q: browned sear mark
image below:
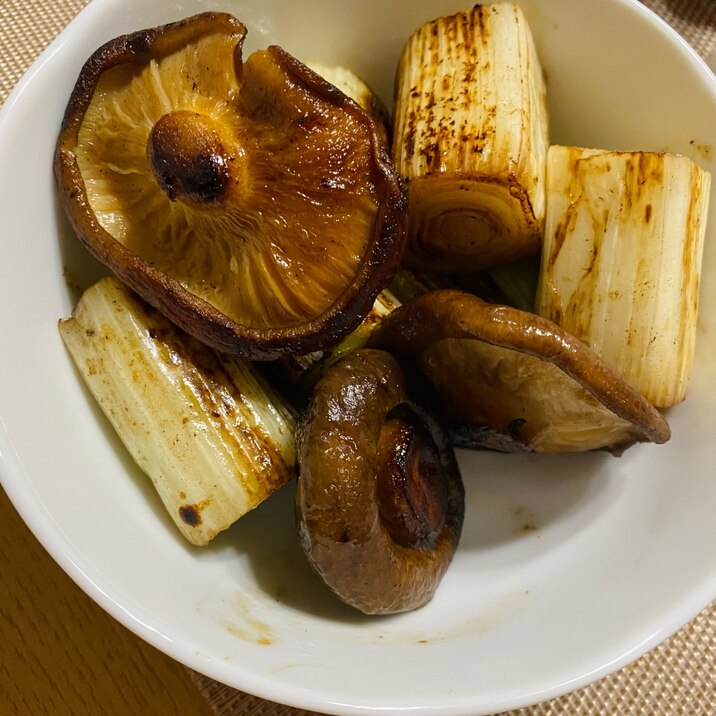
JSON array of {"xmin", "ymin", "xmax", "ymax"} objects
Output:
[{"xmin": 179, "ymin": 504, "xmax": 202, "ymax": 526}]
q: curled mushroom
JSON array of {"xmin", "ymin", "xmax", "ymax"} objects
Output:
[
  {"xmin": 55, "ymin": 13, "xmax": 406, "ymax": 359},
  {"xmin": 370, "ymin": 290, "xmax": 671, "ymax": 454},
  {"xmin": 295, "ymin": 349, "xmax": 464, "ymax": 615}
]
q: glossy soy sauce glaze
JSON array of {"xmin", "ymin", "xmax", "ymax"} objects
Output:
[{"xmin": 295, "ymin": 349, "xmax": 464, "ymax": 615}]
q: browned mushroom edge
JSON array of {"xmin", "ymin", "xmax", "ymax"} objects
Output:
[
  {"xmin": 54, "ymin": 12, "xmax": 407, "ymax": 359},
  {"xmin": 295, "ymin": 349, "xmax": 464, "ymax": 615},
  {"xmin": 369, "ymin": 289, "xmax": 671, "ymax": 454}
]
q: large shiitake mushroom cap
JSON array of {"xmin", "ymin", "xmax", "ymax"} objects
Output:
[
  {"xmin": 370, "ymin": 290, "xmax": 671, "ymax": 454},
  {"xmin": 296, "ymin": 349, "xmax": 464, "ymax": 615},
  {"xmin": 55, "ymin": 13, "xmax": 407, "ymax": 359}
]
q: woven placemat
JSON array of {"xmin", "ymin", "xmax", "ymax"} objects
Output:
[{"xmin": 2, "ymin": 0, "xmax": 714, "ymax": 714}]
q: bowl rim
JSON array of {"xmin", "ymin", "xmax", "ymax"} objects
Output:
[{"xmin": 1, "ymin": 0, "xmax": 715, "ymax": 714}]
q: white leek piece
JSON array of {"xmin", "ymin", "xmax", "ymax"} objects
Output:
[
  {"xmin": 392, "ymin": 3, "xmax": 549, "ymax": 273},
  {"xmin": 59, "ymin": 277, "xmax": 297, "ymax": 546},
  {"xmin": 536, "ymin": 146, "xmax": 711, "ymax": 408}
]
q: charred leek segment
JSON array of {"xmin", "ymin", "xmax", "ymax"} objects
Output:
[
  {"xmin": 536, "ymin": 146, "xmax": 711, "ymax": 408},
  {"xmin": 392, "ymin": 4, "xmax": 549, "ymax": 273},
  {"xmin": 59, "ymin": 278, "xmax": 297, "ymax": 546}
]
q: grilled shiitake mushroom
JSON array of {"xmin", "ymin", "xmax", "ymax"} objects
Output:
[
  {"xmin": 371, "ymin": 290, "xmax": 671, "ymax": 454},
  {"xmin": 296, "ymin": 349, "xmax": 464, "ymax": 615},
  {"xmin": 306, "ymin": 62, "xmax": 391, "ymax": 148},
  {"xmin": 55, "ymin": 13, "xmax": 406, "ymax": 359}
]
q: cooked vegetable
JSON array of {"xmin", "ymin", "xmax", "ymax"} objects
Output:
[
  {"xmin": 296, "ymin": 349, "xmax": 464, "ymax": 614},
  {"xmin": 536, "ymin": 146, "xmax": 711, "ymax": 407},
  {"xmin": 483, "ymin": 256, "xmax": 541, "ymax": 313},
  {"xmin": 306, "ymin": 62, "xmax": 390, "ymax": 146},
  {"xmin": 389, "ymin": 267, "xmax": 508, "ymax": 307},
  {"xmin": 371, "ymin": 290, "xmax": 671, "ymax": 454},
  {"xmin": 269, "ymin": 287, "xmax": 401, "ymax": 400},
  {"xmin": 392, "ymin": 3, "xmax": 548, "ymax": 273},
  {"xmin": 55, "ymin": 12, "xmax": 407, "ymax": 359},
  {"xmin": 59, "ymin": 277, "xmax": 296, "ymax": 546}
]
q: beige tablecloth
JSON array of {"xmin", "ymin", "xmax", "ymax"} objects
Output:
[{"xmin": 2, "ymin": 0, "xmax": 714, "ymax": 714}]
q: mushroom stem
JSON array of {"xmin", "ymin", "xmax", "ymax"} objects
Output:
[{"xmin": 148, "ymin": 110, "xmax": 236, "ymax": 206}]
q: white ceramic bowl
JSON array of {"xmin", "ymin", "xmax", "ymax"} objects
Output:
[{"xmin": 1, "ymin": 1, "xmax": 715, "ymax": 714}]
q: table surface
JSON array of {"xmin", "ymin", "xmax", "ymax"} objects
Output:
[{"xmin": 1, "ymin": 1, "xmax": 715, "ymax": 715}]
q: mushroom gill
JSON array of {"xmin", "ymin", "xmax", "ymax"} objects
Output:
[{"xmin": 55, "ymin": 13, "xmax": 407, "ymax": 359}]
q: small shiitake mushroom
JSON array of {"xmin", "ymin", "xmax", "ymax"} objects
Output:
[
  {"xmin": 370, "ymin": 290, "xmax": 671, "ymax": 454},
  {"xmin": 295, "ymin": 349, "xmax": 464, "ymax": 615},
  {"xmin": 55, "ymin": 13, "xmax": 406, "ymax": 359}
]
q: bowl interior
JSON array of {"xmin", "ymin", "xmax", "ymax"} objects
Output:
[{"xmin": 1, "ymin": 1, "xmax": 715, "ymax": 714}]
